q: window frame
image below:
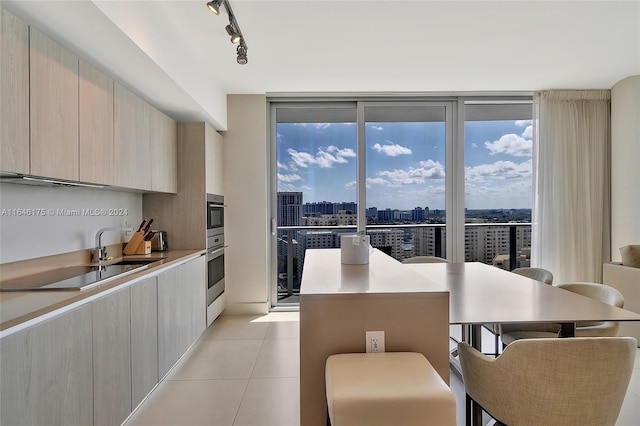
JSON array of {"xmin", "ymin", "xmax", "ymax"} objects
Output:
[{"xmin": 268, "ymin": 95, "xmax": 532, "ymax": 308}]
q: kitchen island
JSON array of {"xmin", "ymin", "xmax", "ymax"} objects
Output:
[{"xmin": 299, "ymin": 248, "xmax": 450, "ymax": 426}]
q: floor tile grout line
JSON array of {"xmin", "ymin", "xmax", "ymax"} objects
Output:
[{"xmin": 232, "ymin": 329, "xmax": 268, "ymax": 426}]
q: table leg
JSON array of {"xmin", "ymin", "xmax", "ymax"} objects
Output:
[
  {"xmin": 470, "ymin": 324, "xmax": 483, "ymax": 426},
  {"xmin": 558, "ymin": 322, "xmax": 576, "ymax": 338}
]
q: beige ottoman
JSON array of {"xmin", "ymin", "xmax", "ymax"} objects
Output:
[{"xmin": 325, "ymin": 352, "xmax": 456, "ymax": 426}]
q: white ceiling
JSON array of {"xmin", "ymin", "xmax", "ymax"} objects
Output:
[{"xmin": 4, "ymin": 0, "xmax": 640, "ymax": 130}]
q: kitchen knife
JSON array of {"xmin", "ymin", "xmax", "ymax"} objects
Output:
[
  {"xmin": 144, "ymin": 231, "xmax": 156, "ymax": 241},
  {"xmin": 143, "ymin": 219, "xmax": 154, "ymax": 233},
  {"xmin": 137, "ymin": 219, "xmax": 147, "ymax": 232}
]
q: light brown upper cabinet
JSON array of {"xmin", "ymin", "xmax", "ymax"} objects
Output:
[
  {"xmin": 205, "ymin": 125, "xmax": 224, "ymax": 195},
  {"xmin": 1, "ymin": 8, "xmax": 29, "ymax": 174},
  {"xmin": 29, "ymin": 27, "xmax": 79, "ymax": 181},
  {"xmin": 151, "ymin": 109, "xmax": 177, "ymax": 193},
  {"xmin": 114, "ymin": 83, "xmax": 152, "ymax": 190},
  {"xmin": 79, "ymin": 60, "xmax": 114, "ymax": 185}
]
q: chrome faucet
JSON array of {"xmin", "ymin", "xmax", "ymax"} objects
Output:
[{"xmin": 92, "ymin": 227, "xmax": 134, "ymax": 262}]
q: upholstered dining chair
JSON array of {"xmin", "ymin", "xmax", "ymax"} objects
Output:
[
  {"xmin": 458, "ymin": 337, "xmax": 637, "ymax": 426},
  {"xmin": 501, "ymin": 282, "xmax": 625, "ymax": 345},
  {"xmin": 484, "ymin": 267, "xmax": 554, "ymax": 355},
  {"xmin": 401, "ymin": 256, "xmax": 450, "ymax": 264}
]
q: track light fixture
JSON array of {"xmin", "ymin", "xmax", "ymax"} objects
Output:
[
  {"xmin": 225, "ymin": 24, "xmax": 242, "ymax": 44},
  {"xmin": 236, "ymin": 43, "xmax": 248, "ymax": 65},
  {"xmin": 205, "ymin": 0, "xmax": 248, "ymax": 65},
  {"xmin": 206, "ymin": 0, "xmax": 223, "ymax": 15}
]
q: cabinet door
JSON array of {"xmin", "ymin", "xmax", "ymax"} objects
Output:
[
  {"xmin": 131, "ymin": 276, "xmax": 159, "ymax": 408},
  {"xmin": 157, "ymin": 259, "xmax": 206, "ymax": 378},
  {"xmin": 151, "ymin": 108, "xmax": 177, "ymax": 193},
  {"xmin": 0, "ymin": 8, "xmax": 29, "ymax": 174},
  {"xmin": 0, "ymin": 305, "xmax": 93, "ymax": 426},
  {"xmin": 29, "ymin": 27, "xmax": 79, "ymax": 181},
  {"xmin": 79, "ymin": 60, "xmax": 114, "ymax": 185},
  {"xmin": 157, "ymin": 265, "xmax": 181, "ymax": 378},
  {"xmin": 187, "ymin": 255, "xmax": 207, "ymax": 341},
  {"xmin": 92, "ymin": 288, "xmax": 132, "ymax": 426},
  {"xmin": 205, "ymin": 124, "xmax": 224, "ymax": 195},
  {"xmin": 114, "ymin": 82, "xmax": 151, "ymax": 190}
]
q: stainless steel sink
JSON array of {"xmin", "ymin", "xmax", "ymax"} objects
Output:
[{"xmin": 111, "ymin": 259, "xmax": 158, "ymax": 266}]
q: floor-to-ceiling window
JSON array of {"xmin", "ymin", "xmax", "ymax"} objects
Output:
[
  {"xmin": 463, "ymin": 101, "xmax": 533, "ymax": 270},
  {"xmin": 269, "ymin": 96, "xmax": 531, "ymax": 307},
  {"xmin": 363, "ymin": 104, "xmax": 449, "ymax": 261},
  {"xmin": 271, "ymin": 104, "xmax": 357, "ymax": 303}
]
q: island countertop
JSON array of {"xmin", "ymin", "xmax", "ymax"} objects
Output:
[{"xmin": 300, "ymin": 248, "xmax": 447, "ymax": 295}]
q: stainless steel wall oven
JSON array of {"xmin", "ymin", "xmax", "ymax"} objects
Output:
[
  {"xmin": 206, "ymin": 194, "xmax": 225, "ymax": 314},
  {"xmin": 206, "ymin": 243, "xmax": 225, "ymax": 306}
]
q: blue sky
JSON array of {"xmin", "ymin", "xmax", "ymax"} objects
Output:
[{"xmin": 277, "ymin": 119, "xmax": 532, "ymax": 210}]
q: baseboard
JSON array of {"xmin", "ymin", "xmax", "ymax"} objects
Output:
[{"xmin": 222, "ymin": 302, "xmax": 269, "ymax": 315}]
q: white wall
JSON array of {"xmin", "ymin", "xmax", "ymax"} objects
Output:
[
  {"xmin": 610, "ymin": 75, "xmax": 640, "ymax": 261},
  {"xmin": 223, "ymin": 95, "xmax": 269, "ymax": 314},
  {"xmin": 0, "ymin": 183, "xmax": 142, "ymax": 263}
]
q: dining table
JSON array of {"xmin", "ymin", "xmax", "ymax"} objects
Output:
[{"xmin": 406, "ymin": 261, "xmax": 640, "ymax": 426}]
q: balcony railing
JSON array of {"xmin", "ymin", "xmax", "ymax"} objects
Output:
[{"xmin": 276, "ymin": 222, "xmax": 532, "ymax": 303}]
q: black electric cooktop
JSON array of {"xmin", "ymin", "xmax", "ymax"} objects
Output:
[{"xmin": 0, "ymin": 264, "xmax": 146, "ymax": 292}]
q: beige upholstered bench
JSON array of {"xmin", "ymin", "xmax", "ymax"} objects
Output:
[{"xmin": 325, "ymin": 352, "xmax": 456, "ymax": 426}]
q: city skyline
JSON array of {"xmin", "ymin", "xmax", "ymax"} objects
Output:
[{"xmin": 276, "ymin": 119, "xmax": 532, "ymax": 210}]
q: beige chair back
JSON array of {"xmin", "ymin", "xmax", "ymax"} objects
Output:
[
  {"xmin": 459, "ymin": 337, "xmax": 637, "ymax": 426},
  {"xmin": 402, "ymin": 256, "xmax": 449, "ymax": 264},
  {"xmin": 512, "ymin": 267, "xmax": 554, "ymax": 284},
  {"xmin": 558, "ymin": 282, "xmax": 624, "ymax": 331}
]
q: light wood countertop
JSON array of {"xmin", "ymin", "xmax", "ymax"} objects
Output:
[
  {"xmin": 406, "ymin": 262, "xmax": 640, "ymax": 325},
  {"xmin": 0, "ymin": 249, "xmax": 205, "ymax": 334},
  {"xmin": 300, "ymin": 248, "xmax": 447, "ymax": 295}
]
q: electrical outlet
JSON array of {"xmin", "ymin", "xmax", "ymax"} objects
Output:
[
  {"xmin": 365, "ymin": 331, "xmax": 385, "ymax": 353},
  {"xmin": 124, "ymin": 221, "xmax": 133, "ymax": 235}
]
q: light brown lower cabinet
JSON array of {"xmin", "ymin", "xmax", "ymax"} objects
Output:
[
  {"xmin": 130, "ymin": 276, "xmax": 159, "ymax": 408},
  {"xmin": 92, "ymin": 287, "xmax": 132, "ymax": 426},
  {"xmin": 0, "ymin": 304, "xmax": 94, "ymax": 426},
  {"xmin": 157, "ymin": 257, "xmax": 207, "ymax": 378},
  {"xmin": 0, "ymin": 256, "xmax": 206, "ymax": 426}
]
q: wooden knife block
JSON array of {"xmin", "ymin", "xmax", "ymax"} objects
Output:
[{"xmin": 123, "ymin": 232, "xmax": 152, "ymax": 255}]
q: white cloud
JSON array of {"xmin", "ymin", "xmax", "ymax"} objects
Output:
[
  {"xmin": 344, "ymin": 181, "xmax": 357, "ymax": 190},
  {"xmin": 314, "ymin": 123, "xmax": 331, "ymax": 130},
  {"xmin": 485, "ymin": 134, "xmax": 532, "ymax": 157},
  {"xmin": 277, "ymin": 161, "xmax": 288, "ymax": 170},
  {"xmin": 287, "ymin": 146, "xmax": 356, "ymax": 169},
  {"xmin": 277, "ymin": 173, "xmax": 302, "ymax": 183},
  {"xmin": 370, "ymin": 125, "xmax": 384, "ymax": 131},
  {"xmin": 515, "ymin": 120, "xmax": 532, "ymax": 127},
  {"xmin": 374, "ymin": 159, "xmax": 446, "ymax": 187},
  {"xmin": 471, "ymin": 142, "xmax": 479, "ymax": 148},
  {"xmin": 465, "ymin": 159, "xmax": 532, "ymax": 182},
  {"xmin": 327, "ymin": 145, "xmax": 356, "ymax": 158},
  {"xmin": 372, "ymin": 143, "xmax": 413, "ymax": 157},
  {"xmin": 279, "ymin": 183, "xmax": 311, "ymax": 193},
  {"xmin": 521, "ymin": 125, "xmax": 533, "ymax": 138}
]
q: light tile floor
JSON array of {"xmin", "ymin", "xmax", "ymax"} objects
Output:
[{"xmin": 124, "ymin": 313, "xmax": 640, "ymax": 426}]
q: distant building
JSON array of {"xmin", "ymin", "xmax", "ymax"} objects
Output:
[
  {"xmin": 302, "ymin": 210, "xmax": 357, "ymax": 226},
  {"xmin": 412, "ymin": 226, "xmax": 447, "ymax": 258},
  {"xmin": 412, "ymin": 207, "xmax": 425, "ymax": 222},
  {"xmin": 466, "ymin": 225, "xmax": 531, "ymax": 264},
  {"xmin": 278, "ymin": 192, "xmax": 303, "ymax": 226}
]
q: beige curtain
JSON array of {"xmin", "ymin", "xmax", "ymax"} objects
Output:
[{"xmin": 532, "ymin": 90, "xmax": 610, "ymax": 283}]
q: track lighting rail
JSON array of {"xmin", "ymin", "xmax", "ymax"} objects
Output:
[{"xmin": 206, "ymin": 0, "xmax": 249, "ymax": 64}]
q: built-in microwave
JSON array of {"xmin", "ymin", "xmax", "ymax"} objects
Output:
[{"xmin": 207, "ymin": 194, "xmax": 224, "ymax": 241}]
